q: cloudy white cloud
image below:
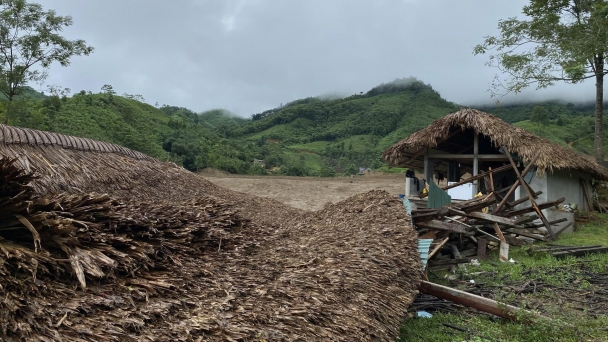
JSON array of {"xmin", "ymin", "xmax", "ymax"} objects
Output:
[{"xmin": 35, "ymin": 0, "xmax": 601, "ymax": 116}]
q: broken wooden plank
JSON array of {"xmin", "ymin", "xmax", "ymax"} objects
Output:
[
  {"xmin": 533, "ymin": 244, "xmax": 601, "ymax": 253},
  {"xmin": 503, "ymin": 147, "xmax": 557, "ymax": 241},
  {"xmin": 427, "ymin": 258, "xmax": 471, "ymax": 267},
  {"xmin": 552, "ymin": 246, "xmax": 608, "ymax": 259},
  {"xmin": 412, "ymin": 206, "xmax": 450, "ymax": 221},
  {"xmin": 474, "ymin": 228, "xmax": 501, "ymax": 242},
  {"xmin": 506, "ymin": 191, "xmax": 543, "ymax": 208},
  {"xmin": 427, "ymin": 237, "xmax": 450, "ymax": 260},
  {"xmin": 528, "ymin": 217, "xmax": 567, "ymax": 228},
  {"xmin": 457, "ymin": 194, "xmax": 497, "ymax": 213},
  {"xmin": 509, "ymin": 227, "xmax": 548, "ymax": 235},
  {"xmin": 419, "ymin": 281, "xmax": 539, "ymax": 321},
  {"xmin": 416, "ymin": 220, "xmax": 469, "ymax": 234},
  {"xmin": 505, "ymin": 198, "xmax": 565, "ymax": 217},
  {"xmin": 460, "ymin": 211, "xmax": 518, "ymax": 226},
  {"xmin": 494, "ymin": 150, "xmax": 542, "ymax": 213},
  {"xmin": 514, "ymin": 215, "xmax": 539, "ymax": 226},
  {"xmin": 505, "ymin": 228, "xmax": 549, "ymax": 242}
]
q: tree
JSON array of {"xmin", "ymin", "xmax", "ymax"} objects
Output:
[
  {"xmin": 530, "ymin": 105, "xmax": 549, "ymax": 128},
  {"xmin": 0, "ymin": 0, "xmax": 93, "ymax": 122},
  {"xmin": 473, "ymin": 0, "xmax": 608, "ymax": 162}
]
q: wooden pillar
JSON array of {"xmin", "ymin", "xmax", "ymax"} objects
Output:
[
  {"xmin": 472, "ymin": 132, "xmax": 479, "ymax": 197},
  {"xmin": 424, "ymin": 149, "xmax": 434, "ymax": 185}
]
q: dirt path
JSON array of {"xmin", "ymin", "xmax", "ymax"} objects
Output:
[{"xmin": 201, "ymin": 172, "xmax": 406, "ymax": 211}]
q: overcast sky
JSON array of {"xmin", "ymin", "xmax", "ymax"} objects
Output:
[{"xmin": 36, "ymin": 0, "xmax": 601, "ymax": 117}]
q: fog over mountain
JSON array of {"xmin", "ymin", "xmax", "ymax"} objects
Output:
[{"xmin": 37, "ymin": 0, "xmax": 602, "ymax": 116}]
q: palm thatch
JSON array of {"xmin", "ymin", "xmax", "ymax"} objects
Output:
[
  {"xmin": 0, "ymin": 125, "xmax": 422, "ymax": 341},
  {"xmin": 382, "ymin": 108, "xmax": 608, "ymax": 180}
]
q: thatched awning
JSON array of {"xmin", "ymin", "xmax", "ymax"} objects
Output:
[
  {"xmin": 0, "ymin": 124, "xmax": 153, "ymax": 160},
  {"xmin": 382, "ymin": 108, "xmax": 608, "ymax": 180}
]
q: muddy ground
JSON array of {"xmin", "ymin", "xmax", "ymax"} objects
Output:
[{"xmin": 200, "ymin": 170, "xmax": 406, "ymax": 211}]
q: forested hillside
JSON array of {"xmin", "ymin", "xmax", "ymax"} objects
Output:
[
  {"xmin": 1, "ymin": 79, "xmax": 606, "ymax": 176},
  {"xmin": 0, "ymin": 87, "xmax": 258, "ymax": 173}
]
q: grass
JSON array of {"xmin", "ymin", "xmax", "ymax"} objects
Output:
[{"xmin": 400, "ymin": 213, "xmax": 608, "ymax": 342}]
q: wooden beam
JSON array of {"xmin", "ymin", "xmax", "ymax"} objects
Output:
[
  {"xmin": 494, "ymin": 150, "xmax": 542, "ymax": 213},
  {"xmin": 505, "ymin": 197, "xmax": 565, "ymax": 217},
  {"xmin": 514, "ymin": 215, "xmax": 538, "ymax": 225},
  {"xmin": 427, "ymin": 258, "xmax": 471, "ymax": 267},
  {"xmin": 534, "ymin": 244, "xmax": 601, "ymax": 253},
  {"xmin": 529, "ymin": 217, "xmax": 567, "ymax": 228},
  {"xmin": 415, "ymin": 220, "xmax": 469, "ymax": 234},
  {"xmin": 506, "ymin": 191, "xmax": 543, "ymax": 208},
  {"xmin": 418, "ymin": 164, "xmax": 513, "ymax": 198},
  {"xmin": 505, "ymin": 228, "xmax": 549, "ymax": 241},
  {"xmin": 460, "ymin": 211, "xmax": 518, "ymax": 226},
  {"xmin": 426, "ymin": 154, "xmax": 510, "ymax": 160},
  {"xmin": 503, "ymin": 147, "xmax": 557, "ymax": 241},
  {"xmin": 427, "ymin": 237, "xmax": 450, "ymax": 260},
  {"xmin": 396, "ymin": 128, "xmax": 464, "ymax": 166},
  {"xmin": 419, "ymin": 281, "xmax": 538, "ymax": 321},
  {"xmin": 552, "ymin": 246, "xmax": 608, "ymax": 259}
]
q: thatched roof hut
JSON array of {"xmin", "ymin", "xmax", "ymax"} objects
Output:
[{"xmin": 382, "ymin": 108, "xmax": 608, "ymax": 181}]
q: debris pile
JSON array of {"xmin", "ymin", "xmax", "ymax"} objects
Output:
[
  {"xmin": 411, "ymin": 150, "xmax": 571, "ymax": 269},
  {"xmin": 0, "ymin": 154, "xmax": 421, "ymax": 341}
]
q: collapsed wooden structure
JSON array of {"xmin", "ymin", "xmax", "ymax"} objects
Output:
[{"xmin": 383, "ymin": 108, "xmax": 608, "ymax": 264}]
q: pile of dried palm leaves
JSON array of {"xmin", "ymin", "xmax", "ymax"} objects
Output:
[{"xmin": 0, "ymin": 155, "xmax": 421, "ymax": 341}]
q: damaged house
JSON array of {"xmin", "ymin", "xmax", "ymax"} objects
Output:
[{"xmin": 383, "ymin": 108, "xmax": 608, "ymax": 235}]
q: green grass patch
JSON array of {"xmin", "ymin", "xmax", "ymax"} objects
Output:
[
  {"xmin": 400, "ymin": 312, "xmax": 608, "ymax": 342},
  {"xmin": 558, "ymin": 214, "xmax": 608, "ymax": 246},
  {"xmin": 403, "ymin": 216, "xmax": 608, "ymax": 341}
]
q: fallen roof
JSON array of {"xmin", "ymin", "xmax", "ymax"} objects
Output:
[
  {"xmin": 0, "ymin": 125, "xmax": 422, "ymax": 341},
  {"xmin": 382, "ymin": 108, "xmax": 608, "ymax": 180}
]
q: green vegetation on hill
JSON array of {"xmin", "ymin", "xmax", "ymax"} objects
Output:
[
  {"xmin": 2, "ymin": 79, "xmax": 607, "ymax": 177},
  {"xmin": 0, "ymin": 88, "xmax": 258, "ymax": 173},
  {"xmin": 226, "ymin": 78, "xmax": 460, "ymax": 175},
  {"xmin": 480, "ymin": 101, "xmax": 608, "ymax": 156}
]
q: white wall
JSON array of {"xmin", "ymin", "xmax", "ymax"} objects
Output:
[{"xmin": 515, "ymin": 168, "xmax": 592, "ymax": 234}]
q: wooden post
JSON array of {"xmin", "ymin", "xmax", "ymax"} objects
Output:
[
  {"xmin": 424, "ymin": 148, "xmax": 430, "ymax": 183},
  {"xmin": 472, "ymin": 132, "xmax": 479, "ymax": 197},
  {"xmin": 503, "ymin": 147, "xmax": 557, "ymax": 241}
]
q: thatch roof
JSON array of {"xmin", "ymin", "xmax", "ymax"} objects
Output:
[
  {"xmin": 382, "ymin": 108, "xmax": 608, "ymax": 180},
  {"xmin": 0, "ymin": 125, "xmax": 422, "ymax": 341}
]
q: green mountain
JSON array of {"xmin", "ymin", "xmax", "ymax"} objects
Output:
[
  {"xmin": 223, "ymin": 78, "xmax": 460, "ymax": 175},
  {"xmin": 1, "ymin": 79, "xmax": 606, "ymax": 177},
  {"xmin": 0, "ymin": 90, "xmax": 257, "ymax": 173}
]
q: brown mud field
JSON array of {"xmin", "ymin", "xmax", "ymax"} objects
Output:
[{"xmin": 200, "ymin": 170, "xmax": 407, "ymax": 211}]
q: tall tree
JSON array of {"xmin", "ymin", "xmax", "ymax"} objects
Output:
[
  {"xmin": 473, "ymin": 0, "xmax": 608, "ymax": 162},
  {"xmin": 0, "ymin": 0, "xmax": 93, "ymax": 122}
]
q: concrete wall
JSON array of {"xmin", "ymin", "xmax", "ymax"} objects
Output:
[
  {"xmin": 515, "ymin": 168, "xmax": 592, "ymax": 234},
  {"xmin": 547, "ymin": 168, "xmax": 592, "ymax": 211}
]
